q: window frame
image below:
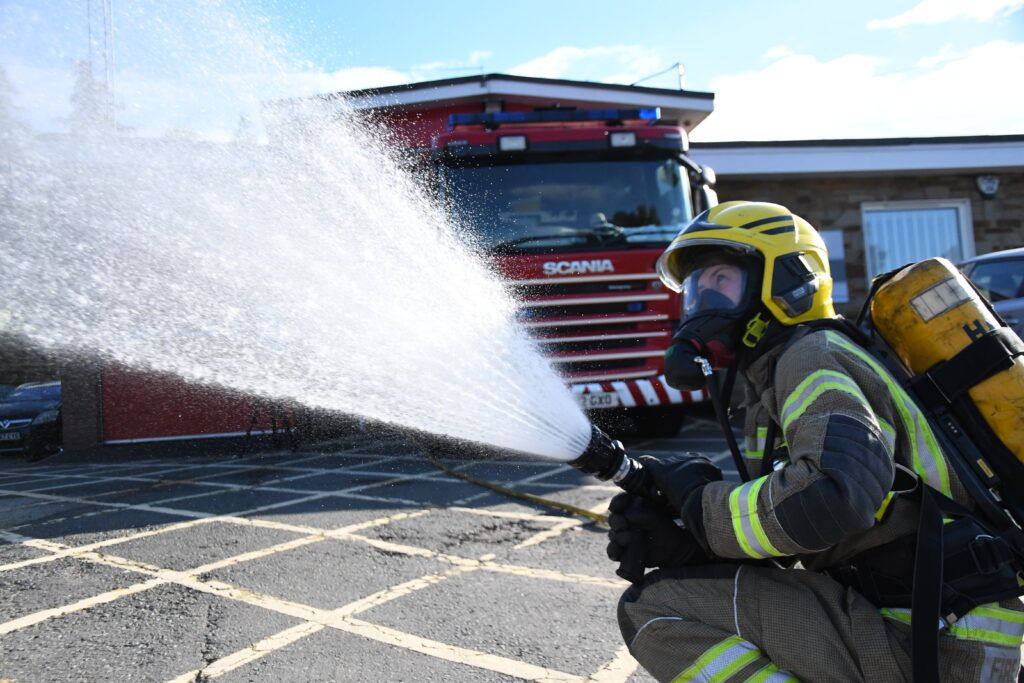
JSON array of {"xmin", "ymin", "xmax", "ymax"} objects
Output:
[{"xmin": 860, "ymin": 198, "xmax": 975, "ymax": 284}]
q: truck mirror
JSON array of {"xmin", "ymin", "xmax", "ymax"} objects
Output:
[
  {"xmin": 699, "ymin": 185, "xmax": 719, "ymax": 211},
  {"xmin": 701, "ymin": 165, "xmax": 717, "ymax": 187}
]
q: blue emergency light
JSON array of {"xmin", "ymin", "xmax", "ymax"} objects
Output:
[{"xmin": 447, "ymin": 108, "xmax": 661, "ymax": 129}]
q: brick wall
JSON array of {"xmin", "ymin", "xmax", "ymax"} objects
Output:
[{"xmin": 714, "ymin": 171, "xmax": 1024, "ymax": 314}]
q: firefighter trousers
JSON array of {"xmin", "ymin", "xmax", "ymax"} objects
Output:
[{"xmin": 617, "ymin": 563, "xmax": 1022, "ymax": 682}]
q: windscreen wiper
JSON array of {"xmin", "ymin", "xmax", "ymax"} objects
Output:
[{"xmin": 490, "ymin": 227, "xmax": 599, "ymax": 253}]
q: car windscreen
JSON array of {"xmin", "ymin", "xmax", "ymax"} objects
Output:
[
  {"xmin": 442, "ymin": 158, "xmax": 692, "ymax": 253},
  {"xmin": 967, "ymin": 259, "xmax": 1024, "ymax": 302},
  {"xmin": 6, "ymin": 384, "xmax": 61, "ymax": 402}
]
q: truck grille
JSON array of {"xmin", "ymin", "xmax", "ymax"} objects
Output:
[
  {"xmin": 512, "ymin": 274, "xmax": 675, "ymax": 381},
  {"xmin": 513, "ymin": 280, "xmax": 648, "ymax": 297},
  {"xmin": 519, "ymin": 301, "xmax": 647, "ymax": 320}
]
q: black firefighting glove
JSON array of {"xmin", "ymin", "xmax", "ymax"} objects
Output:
[
  {"xmin": 638, "ymin": 453, "xmax": 722, "ymax": 553},
  {"xmin": 639, "ymin": 453, "xmax": 722, "ymax": 513},
  {"xmin": 606, "ymin": 493, "xmax": 710, "ymax": 584}
]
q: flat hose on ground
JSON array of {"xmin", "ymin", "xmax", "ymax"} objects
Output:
[{"xmin": 423, "ymin": 453, "xmax": 610, "ymax": 525}]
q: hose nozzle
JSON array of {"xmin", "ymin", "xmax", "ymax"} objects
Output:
[{"xmin": 568, "ymin": 424, "xmax": 662, "ymax": 501}]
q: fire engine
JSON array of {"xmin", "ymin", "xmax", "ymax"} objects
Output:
[{"xmin": 429, "ymin": 104, "xmax": 717, "ymax": 435}]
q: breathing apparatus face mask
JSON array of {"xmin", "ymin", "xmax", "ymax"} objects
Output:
[{"xmin": 664, "ymin": 257, "xmax": 757, "ymax": 391}]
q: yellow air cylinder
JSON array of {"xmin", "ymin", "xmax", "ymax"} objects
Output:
[{"xmin": 869, "ymin": 257, "xmax": 1024, "ymax": 462}]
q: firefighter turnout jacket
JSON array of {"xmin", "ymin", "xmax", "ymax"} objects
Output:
[{"xmin": 697, "ymin": 327, "xmax": 1024, "ymax": 647}]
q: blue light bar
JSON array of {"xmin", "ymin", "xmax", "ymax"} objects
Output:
[{"xmin": 447, "ymin": 108, "xmax": 661, "ymax": 129}]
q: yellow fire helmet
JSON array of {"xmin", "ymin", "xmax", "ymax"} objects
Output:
[{"xmin": 657, "ymin": 201, "xmax": 836, "ymax": 325}]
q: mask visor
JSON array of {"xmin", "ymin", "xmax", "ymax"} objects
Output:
[{"xmin": 682, "ymin": 263, "xmax": 749, "ymax": 320}]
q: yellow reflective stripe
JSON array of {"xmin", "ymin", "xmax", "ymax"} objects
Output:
[
  {"xmin": 745, "ymin": 427, "xmax": 787, "ymax": 462},
  {"xmin": 971, "ymin": 606, "xmax": 1024, "ymax": 624},
  {"xmin": 881, "ymin": 605, "xmax": 1024, "ymax": 647},
  {"xmin": 949, "ymin": 604, "xmax": 1024, "ymax": 646},
  {"xmin": 743, "ymin": 664, "xmax": 800, "ymax": 683},
  {"xmin": 947, "ymin": 626, "xmax": 1022, "ymax": 647},
  {"xmin": 673, "ymin": 636, "xmax": 760, "ymax": 683},
  {"xmin": 728, "ymin": 477, "xmax": 783, "ymax": 559},
  {"xmin": 710, "ymin": 648, "xmax": 761, "ymax": 683},
  {"xmin": 826, "ymin": 332, "xmax": 951, "ymax": 496},
  {"xmin": 874, "ymin": 491, "xmax": 896, "ymax": 522},
  {"xmin": 746, "ymin": 427, "xmax": 767, "ymax": 460},
  {"xmin": 781, "ymin": 370, "xmax": 866, "ymax": 432},
  {"xmin": 880, "ymin": 607, "xmax": 912, "ymax": 625}
]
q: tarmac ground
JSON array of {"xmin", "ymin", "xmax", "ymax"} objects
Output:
[{"xmin": 0, "ymin": 410, "xmax": 735, "ymax": 683}]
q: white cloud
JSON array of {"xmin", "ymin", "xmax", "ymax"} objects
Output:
[
  {"xmin": 867, "ymin": 0, "xmax": 1024, "ymax": 29},
  {"xmin": 690, "ymin": 40, "xmax": 1024, "ymax": 141},
  {"xmin": 509, "ymin": 45, "xmax": 663, "ymax": 85},
  {"xmin": 410, "ymin": 50, "xmax": 493, "ymax": 79},
  {"xmin": 762, "ymin": 45, "xmax": 795, "ymax": 62}
]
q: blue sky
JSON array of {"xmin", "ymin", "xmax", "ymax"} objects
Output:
[{"xmin": 1, "ymin": 0, "xmax": 1022, "ymax": 140}]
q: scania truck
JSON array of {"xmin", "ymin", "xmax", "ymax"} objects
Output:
[
  {"xmin": 431, "ymin": 103, "xmax": 717, "ymax": 435},
  {"xmin": 82, "ymin": 75, "xmax": 716, "ymax": 447}
]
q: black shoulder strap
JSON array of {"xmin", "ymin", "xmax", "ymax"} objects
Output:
[{"xmin": 912, "ymin": 485, "xmax": 944, "ymax": 683}]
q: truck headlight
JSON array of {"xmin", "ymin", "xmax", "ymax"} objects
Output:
[{"xmin": 609, "ymin": 131, "xmax": 636, "ymax": 147}]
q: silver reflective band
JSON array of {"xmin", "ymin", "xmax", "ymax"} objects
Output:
[
  {"xmin": 694, "ymin": 356, "xmax": 713, "ymax": 377},
  {"xmin": 611, "ymin": 452, "xmax": 634, "ymax": 484}
]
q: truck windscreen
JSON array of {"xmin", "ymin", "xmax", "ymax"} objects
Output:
[{"xmin": 442, "ymin": 158, "xmax": 693, "ymax": 253}]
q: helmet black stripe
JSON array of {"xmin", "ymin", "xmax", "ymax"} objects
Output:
[
  {"xmin": 760, "ymin": 225, "xmax": 796, "ymax": 235},
  {"xmin": 740, "ymin": 215, "xmax": 792, "ymax": 229},
  {"xmin": 681, "ymin": 221, "xmax": 728, "ymax": 234}
]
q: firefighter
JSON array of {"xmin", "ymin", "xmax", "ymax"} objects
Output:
[{"xmin": 607, "ymin": 201, "xmax": 1024, "ymax": 682}]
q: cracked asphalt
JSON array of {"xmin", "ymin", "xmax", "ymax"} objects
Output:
[{"xmin": 0, "ymin": 412, "xmax": 734, "ymax": 683}]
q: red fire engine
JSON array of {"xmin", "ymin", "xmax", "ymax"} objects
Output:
[
  {"xmin": 429, "ymin": 106, "xmax": 716, "ymax": 434},
  {"xmin": 85, "ymin": 75, "xmax": 716, "ymax": 446}
]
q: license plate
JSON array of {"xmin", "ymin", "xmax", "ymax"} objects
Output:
[
  {"xmin": 0, "ymin": 432, "xmax": 22, "ymax": 441},
  {"xmin": 578, "ymin": 392, "xmax": 620, "ymax": 410}
]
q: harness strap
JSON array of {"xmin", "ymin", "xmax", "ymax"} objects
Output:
[
  {"xmin": 911, "ymin": 327, "xmax": 1024, "ymax": 410},
  {"xmin": 912, "ymin": 485, "xmax": 944, "ymax": 683}
]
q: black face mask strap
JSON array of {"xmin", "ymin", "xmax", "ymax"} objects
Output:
[{"xmin": 696, "ymin": 357, "xmax": 750, "ymax": 483}]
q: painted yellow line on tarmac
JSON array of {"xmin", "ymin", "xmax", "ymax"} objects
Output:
[
  {"xmin": 0, "ymin": 578, "xmax": 165, "ymax": 636},
  {"xmin": 0, "ymin": 517, "xmax": 215, "ymax": 573},
  {"xmin": 481, "ymin": 561, "xmax": 625, "ymax": 589},
  {"xmin": 514, "ymin": 497, "xmax": 610, "ymax": 550},
  {"xmin": 341, "ymin": 617, "xmax": 586, "ymax": 683},
  {"xmin": 588, "ymin": 645, "xmax": 640, "ymax": 682},
  {"xmin": 449, "ymin": 506, "xmax": 575, "ymax": 524},
  {"xmin": 515, "ymin": 519, "xmax": 582, "ymax": 549},
  {"xmin": 335, "ymin": 564, "xmax": 478, "ymax": 618},
  {"xmin": 163, "ymin": 621, "xmax": 326, "ymax": 683},
  {"xmin": 190, "ymin": 534, "xmax": 327, "ymax": 575},
  {"xmin": 5, "ymin": 524, "xmax": 614, "ymax": 682},
  {"xmin": 162, "ymin": 562, "xmax": 487, "ymax": 681}
]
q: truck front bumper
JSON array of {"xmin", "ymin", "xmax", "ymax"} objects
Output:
[{"xmin": 571, "ymin": 375, "xmax": 708, "ymax": 410}]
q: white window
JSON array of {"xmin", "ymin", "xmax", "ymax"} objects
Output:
[{"xmin": 861, "ymin": 199, "xmax": 975, "ymax": 282}]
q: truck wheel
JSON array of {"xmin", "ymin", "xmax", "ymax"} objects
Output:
[{"xmin": 634, "ymin": 408, "xmax": 686, "ymax": 438}]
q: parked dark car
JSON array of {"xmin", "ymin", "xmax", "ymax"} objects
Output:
[
  {"xmin": 960, "ymin": 247, "xmax": 1024, "ymax": 339},
  {"xmin": 0, "ymin": 381, "xmax": 62, "ymax": 459}
]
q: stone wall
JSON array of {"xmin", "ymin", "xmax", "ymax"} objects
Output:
[{"xmin": 714, "ymin": 171, "xmax": 1024, "ymax": 314}]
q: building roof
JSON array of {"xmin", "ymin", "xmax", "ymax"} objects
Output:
[
  {"xmin": 321, "ymin": 73, "xmax": 716, "ymax": 132},
  {"xmin": 690, "ymin": 134, "xmax": 1024, "ymax": 177}
]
